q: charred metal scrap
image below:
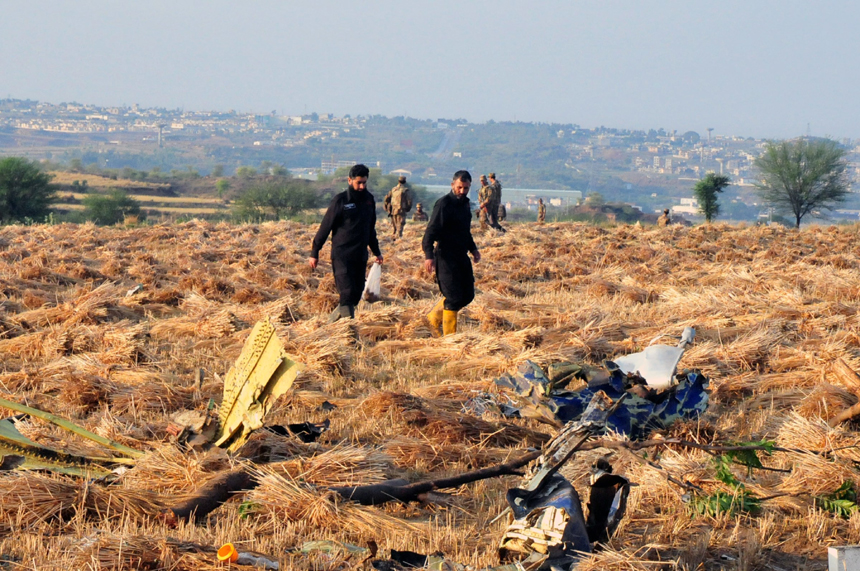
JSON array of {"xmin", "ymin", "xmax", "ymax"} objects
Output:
[
  {"xmin": 498, "ymin": 393, "xmax": 630, "ymax": 570},
  {"xmin": 495, "ymin": 328, "xmax": 708, "ymax": 438},
  {"xmin": 366, "ymin": 394, "xmax": 631, "ymax": 571}
]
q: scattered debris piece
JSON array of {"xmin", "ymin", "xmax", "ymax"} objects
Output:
[
  {"xmin": 0, "ymin": 396, "xmax": 142, "ymax": 459},
  {"xmin": 496, "ymin": 354, "xmax": 709, "ymax": 439},
  {"xmin": 371, "ymin": 551, "xmax": 466, "ymax": 571},
  {"xmin": 125, "ymin": 284, "xmax": 143, "ymax": 297},
  {"xmin": 217, "ymin": 542, "xmax": 279, "ymax": 569},
  {"xmin": 828, "ymin": 546, "xmax": 860, "ymax": 571},
  {"xmin": 294, "ymin": 540, "xmax": 371, "ymax": 558},
  {"xmin": 0, "ymin": 396, "xmax": 141, "ymax": 476},
  {"xmin": 213, "ymin": 318, "xmax": 304, "ymax": 451},
  {"xmin": 266, "ymin": 419, "xmax": 330, "ymax": 443},
  {"xmin": 585, "ymin": 458, "xmax": 630, "ymax": 543},
  {"xmin": 499, "ymin": 393, "xmax": 626, "ymax": 569},
  {"xmin": 612, "ymin": 326, "xmax": 695, "ymax": 389},
  {"xmin": 461, "ymin": 393, "xmax": 520, "ymax": 418}
]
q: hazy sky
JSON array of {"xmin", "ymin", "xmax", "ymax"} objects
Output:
[{"xmin": 2, "ymin": 1, "xmax": 858, "ymax": 139}]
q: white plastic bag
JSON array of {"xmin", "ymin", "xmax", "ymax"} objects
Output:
[{"xmin": 362, "ymin": 262, "xmax": 382, "ymax": 302}]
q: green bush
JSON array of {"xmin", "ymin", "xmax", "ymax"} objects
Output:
[
  {"xmin": 82, "ymin": 189, "xmax": 144, "ymax": 225},
  {"xmin": 0, "ymin": 157, "xmax": 56, "ymax": 223},
  {"xmin": 233, "ymin": 180, "xmax": 323, "ymax": 221}
]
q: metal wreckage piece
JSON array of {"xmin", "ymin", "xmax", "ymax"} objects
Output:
[
  {"xmin": 169, "ymin": 318, "xmax": 307, "ymax": 451},
  {"xmin": 495, "ymin": 328, "xmax": 708, "ymax": 439},
  {"xmin": 0, "ymin": 396, "xmax": 142, "ymax": 477},
  {"xmin": 498, "ymin": 392, "xmax": 630, "ymax": 570},
  {"xmin": 365, "ymin": 394, "xmax": 630, "ymax": 571},
  {"xmin": 612, "ymin": 326, "xmax": 696, "ymax": 389},
  {"xmin": 0, "ymin": 318, "xmax": 303, "ymax": 476},
  {"xmin": 214, "ymin": 318, "xmax": 304, "ymax": 451}
]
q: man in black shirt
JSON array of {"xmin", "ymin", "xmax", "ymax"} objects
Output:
[
  {"xmin": 309, "ymin": 164, "xmax": 383, "ymax": 322},
  {"xmin": 422, "ymin": 170, "xmax": 481, "ymax": 335}
]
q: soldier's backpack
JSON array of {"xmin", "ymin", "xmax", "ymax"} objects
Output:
[{"xmin": 389, "ymin": 184, "xmax": 411, "ymax": 213}]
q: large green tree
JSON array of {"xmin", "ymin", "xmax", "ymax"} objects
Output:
[
  {"xmin": 755, "ymin": 138, "xmax": 849, "ymax": 228},
  {"xmin": 0, "ymin": 157, "xmax": 57, "ymax": 223},
  {"xmin": 693, "ymin": 172, "xmax": 731, "ymax": 223}
]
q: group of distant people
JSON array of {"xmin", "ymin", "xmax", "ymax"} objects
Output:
[
  {"xmin": 477, "ymin": 173, "xmax": 505, "ymax": 232},
  {"xmin": 309, "ymin": 164, "xmax": 680, "ymax": 332},
  {"xmin": 309, "ymin": 165, "xmax": 479, "ymax": 334},
  {"xmin": 381, "ymin": 172, "xmax": 514, "ymax": 238}
]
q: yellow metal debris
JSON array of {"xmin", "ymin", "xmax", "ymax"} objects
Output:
[{"xmin": 214, "ymin": 318, "xmax": 303, "ymax": 452}]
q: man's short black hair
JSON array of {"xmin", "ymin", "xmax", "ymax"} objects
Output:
[
  {"xmin": 452, "ymin": 170, "xmax": 472, "ymax": 183},
  {"xmin": 349, "ymin": 164, "xmax": 370, "ymax": 178}
]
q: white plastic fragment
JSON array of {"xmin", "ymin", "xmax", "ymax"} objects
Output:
[{"xmin": 613, "ymin": 327, "xmax": 695, "ymax": 389}]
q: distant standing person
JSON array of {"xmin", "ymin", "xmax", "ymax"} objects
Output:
[
  {"xmin": 423, "ymin": 170, "xmax": 481, "ymax": 336},
  {"xmin": 658, "ymin": 208, "xmax": 671, "ymax": 227},
  {"xmin": 383, "ymin": 176, "xmax": 413, "ymax": 239},
  {"xmin": 477, "ymin": 174, "xmax": 492, "ymax": 230},
  {"xmin": 488, "ymin": 173, "xmax": 505, "ymax": 231},
  {"xmin": 537, "ymin": 198, "xmax": 546, "ymax": 224},
  {"xmin": 413, "ymin": 202, "xmax": 428, "ymax": 222},
  {"xmin": 309, "ymin": 164, "xmax": 383, "ymax": 322}
]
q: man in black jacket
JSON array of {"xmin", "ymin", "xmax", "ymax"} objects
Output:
[
  {"xmin": 422, "ymin": 170, "xmax": 481, "ymax": 335},
  {"xmin": 309, "ymin": 164, "xmax": 383, "ymax": 322}
]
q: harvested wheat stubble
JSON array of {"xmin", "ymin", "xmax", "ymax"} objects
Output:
[
  {"xmin": 246, "ymin": 463, "xmax": 421, "ymax": 537},
  {"xmin": 0, "ymin": 472, "xmax": 165, "ymax": 534},
  {"xmin": 73, "ymin": 534, "xmax": 221, "ymax": 571},
  {"xmin": 2, "ymin": 221, "xmax": 860, "ymax": 569}
]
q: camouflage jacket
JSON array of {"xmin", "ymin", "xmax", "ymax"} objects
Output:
[
  {"xmin": 478, "ymin": 184, "xmax": 493, "ymax": 207},
  {"xmin": 384, "ymin": 184, "xmax": 413, "ymax": 214}
]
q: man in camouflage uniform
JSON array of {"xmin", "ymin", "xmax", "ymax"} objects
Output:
[
  {"xmin": 383, "ymin": 176, "xmax": 413, "ymax": 239},
  {"xmin": 477, "ymin": 175, "xmax": 492, "ymax": 230},
  {"xmin": 488, "ymin": 172, "xmax": 505, "ymax": 231},
  {"xmin": 537, "ymin": 198, "xmax": 546, "ymax": 224},
  {"xmin": 657, "ymin": 208, "xmax": 671, "ymax": 227},
  {"xmin": 412, "ymin": 202, "xmax": 428, "ymax": 222}
]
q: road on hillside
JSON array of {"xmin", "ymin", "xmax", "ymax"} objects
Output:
[{"xmin": 430, "ymin": 128, "xmax": 462, "ymax": 162}]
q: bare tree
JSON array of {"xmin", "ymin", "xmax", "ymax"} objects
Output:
[{"xmin": 755, "ymin": 138, "xmax": 849, "ymax": 228}]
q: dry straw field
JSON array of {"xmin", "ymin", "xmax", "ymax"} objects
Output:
[{"xmin": 1, "ymin": 219, "xmax": 860, "ymax": 570}]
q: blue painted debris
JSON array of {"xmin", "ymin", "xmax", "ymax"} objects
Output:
[{"xmin": 495, "ymin": 356, "xmax": 709, "ymax": 440}]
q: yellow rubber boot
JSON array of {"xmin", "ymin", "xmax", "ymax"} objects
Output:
[
  {"xmin": 442, "ymin": 309, "xmax": 458, "ymax": 336},
  {"xmin": 427, "ymin": 298, "xmax": 444, "ymax": 335}
]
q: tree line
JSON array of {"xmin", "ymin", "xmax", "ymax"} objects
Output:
[
  {"xmin": 0, "ymin": 138, "xmax": 852, "ymax": 228},
  {"xmin": 0, "ymin": 158, "xmax": 439, "ymax": 226}
]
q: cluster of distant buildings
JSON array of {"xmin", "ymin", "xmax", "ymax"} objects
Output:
[
  {"xmin": 0, "ymin": 99, "xmax": 367, "ymax": 146},
  {"xmin": 4, "ymin": 97, "xmax": 860, "ymax": 222}
]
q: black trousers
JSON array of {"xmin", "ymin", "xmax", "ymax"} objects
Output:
[
  {"xmin": 436, "ymin": 252, "xmax": 474, "ymax": 311},
  {"xmin": 332, "ymin": 254, "xmax": 367, "ymax": 307}
]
